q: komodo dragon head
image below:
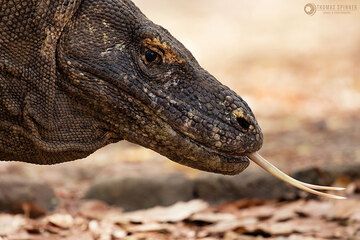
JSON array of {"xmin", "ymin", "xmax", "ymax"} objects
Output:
[
  {"xmin": 0, "ymin": 0, "xmax": 345, "ymax": 198},
  {"xmin": 56, "ymin": 0, "xmax": 263, "ymax": 175}
]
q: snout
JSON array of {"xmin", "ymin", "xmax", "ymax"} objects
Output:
[
  {"xmin": 210, "ymin": 103, "xmax": 263, "ymax": 155},
  {"xmin": 229, "ymin": 106, "xmax": 263, "ymax": 154},
  {"xmin": 196, "ymin": 88, "xmax": 263, "ymax": 155},
  {"xmin": 186, "ymin": 76, "xmax": 264, "ymax": 155},
  {"xmin": 158, "ymin": 85, "xmax": 263, "ymax": 156}
]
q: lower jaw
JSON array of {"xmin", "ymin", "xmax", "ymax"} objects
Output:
[
  {"xmin": 169, "ymin": 125, "xmax": 251, "ymax": 175},
  {"xmin": 124, "ymin": 120, "xmax": 251, "ymax": 175},
  {"xmin": 150, "ymin": 127, "xmax": 251, "ymax": 175},
  {"xmin": 173, "ymin": 152, "xmax": 250, "ymax": 175},
  {"xmin": 176, "ymin": 139, "xmax": 250, "ymax": 175}
]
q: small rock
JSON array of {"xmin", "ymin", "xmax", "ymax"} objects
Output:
[
  {"xmin": 85, "ymin": 173, "xmax": 194, "ymax": 211},
  {"xmin": 0, "ymin": 176, "xmax": 58, "ymax": 217}
]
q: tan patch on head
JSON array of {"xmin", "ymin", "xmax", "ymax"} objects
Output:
[{"xmin": 143, "ymin": 38, "xmax": 185, "ymax": 64}]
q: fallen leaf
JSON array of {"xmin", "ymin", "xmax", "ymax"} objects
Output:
[
  {"xmin": 350, "ymin": 210, "xmax": 360, "ymax": 222},
  {"xmin": 237, "ymin": 204, "xmax": 277, "ymax": 220},
  {"xmin": 112, "ymin": 228, "xmax": 127, "ymax": 239},
  {"xmin": 0, "ymin": 214, "xmax": 25, "ymax": 235},
  {"xmin": 64, "ymin": 232, "xmax": 94, "ymax": 240},
  {"xmin": 123, "ymin": 232, "xmax": 170, "ymax": 240},
  {"xmin": 223, "ymin": 232, "xmax": 263, "ymax": 240},
  {"xmin": 252, "ymin": 218, "xmax": 339, "ymax": 237},
  {"xmin": 327, "ymin": 199, "xmax": 360, "ymax": 221},
  {"xmin": 202, "ymin": 218, "xmax": 258, "ymax": 234},
  {"xmin": 271, "ymin": 200, "xmax": 305, "ymax": 222},
  {"xmin": 47, "ymin": 213, "xmax": 74, "ymax": 229},
  {"xmin": 88, "ymin": 220, "xmax": 100, "ymax": 235},
  {"xmin": 126, "ymin": 223, "xmax": 174, "ymax": 233},
  {"xmin": 279, "ymin": 235, "xmax": 328, "ymax": 240},
  {"xmin": 296, "ymin": 200, "xmax": 332, "ymax": 218},
  {"xmin": 73, "ymin": 217, "xmax": 88, "ymax": 232},
  {"xmin": 189, "ymin": 212, "xmax": 236, "ymax": 224},
  {"xmin": 218, "ymin": 199, "xmax": 267, "ymax": 212},
  {"xmin": 6, "ymin": 232, "xmax": 38, "ymax": 240},
  {"xmin": 117, "ymin": 200, "xmax": 209, "ymax": 223},
  {"xmin": 89, "ymin": 219, "xmax": 127, "ymax": 240}
]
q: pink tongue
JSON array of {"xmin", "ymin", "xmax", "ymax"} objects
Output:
[{"xmin": 247, "ymin": 152, "xmax": 346, "ymax": 200}]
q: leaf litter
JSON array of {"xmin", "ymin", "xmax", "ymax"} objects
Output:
[{"xmin": 0, "ymin": 195, "xmax": 359, "ymax": 240}]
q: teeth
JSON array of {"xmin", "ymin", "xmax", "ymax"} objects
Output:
[{"xmin": 247, "ymin": 152, "xmax": 346, "ymax": 200}]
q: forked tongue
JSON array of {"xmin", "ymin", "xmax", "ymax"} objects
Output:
[{"xmin": 247, "ymin": 152, "xmax": 346, "ymax": 200}]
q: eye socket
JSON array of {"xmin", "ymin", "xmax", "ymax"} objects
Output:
[{"xmin": 143, "ymin": 48, "xmax": 162, "ymax": 65}]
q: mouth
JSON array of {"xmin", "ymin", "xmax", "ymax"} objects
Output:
[{"xmin": 166, "ymin": 126, "xmax": 251, "ymax": 175}]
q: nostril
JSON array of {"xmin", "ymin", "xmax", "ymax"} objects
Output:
[
  {"xmin": 232, "ymin": 109, "xmax": 252, "ymax": 130},
  {"xmin": 236, "ymin": 116, "xmax": 251, "ymax": 130}
]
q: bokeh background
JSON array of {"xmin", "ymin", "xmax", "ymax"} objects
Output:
[{"xmin": 1, "ymin": 0, "xmax": 360, "ymax": 211}]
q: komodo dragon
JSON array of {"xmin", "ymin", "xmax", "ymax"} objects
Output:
[{"xmin": 0, "ymin": 0, "xmax": 344, "ymax": 199}]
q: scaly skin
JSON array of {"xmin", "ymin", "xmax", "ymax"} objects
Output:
[{"xmin": 0, "ymin": 0, "xmax": 263, "ymax": 175}]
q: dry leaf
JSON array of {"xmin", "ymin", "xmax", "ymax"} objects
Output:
[
  {"xmin": 47, "ymin": 213, "xmax": 74, "ymax": 229},
  {"xmin": 88, "ymin": 220, "xmax": 100, "ymax": 235},
  {"xmin": 89, "ymin": 219, "xmax": 127, "ymax": 240},
  {"xmin": 296, "ymin": 200, "xmax": 332, "ymax": 218},
  {"xmin": 223, "ymin": 232, "xmax": 263, "ymax": 240},
  {"xmin": 189, "ymin": 212, "xmax": 236, "ymax": 224},
  {"xmin": 218, "ymin": 199, "xmax": 267, "ymax": 212},
  {"xmin": 350, "ymin": 210, "xmax": 360, "ymax": 222},
  {"xmin": 279, "ymin": 235, "xmax": 328, "ymax": 240},
  {"xmin": 64, "ymin": 232, "xmax": 94, "ymax": 240},
  {"xmin": 126, "ymin": 223, "xmax": 174, "ymax": 233},
  {"xmin": 124, "ymin": 232, "xmax": 170, "ymax": 240},
  {"xmin": 0, "ymin": 214, "xmax": 25, "ymax": 236},
  {"xmin": 118, "ymin": 200, "xmax": 209, "ymax": 223},
  {"xmin": 253, "ymin": 218, "xmax": 339, "ymax": 236},
  {"xmin": 237, "ymin": 204, "xmax": 277, "ymax": 220},
  {"xmin": 327, "ymin": 199, "xmax": 360, "ymax": 220},
  {"xmin": 112, "ymin": 228, "xmax": 127, "ymax": 239},
  {"xmin": 6, "ymin": 232, "xmax": 38, "ymax": 240},
  {"xmin": 271, "ymin": 200, "xmax": 305, "ymax": 222},
  {"xmin": 203, "ymin": 218, "xmax": 258, "ymax": 234}
]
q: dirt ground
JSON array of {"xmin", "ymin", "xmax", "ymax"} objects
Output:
[{"xmin": 0, "ymin": 1, "xmax": 359, "ymax": 239}]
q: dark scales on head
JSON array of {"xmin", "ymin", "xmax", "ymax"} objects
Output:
[{"xmin": 0, "ymin": 0, "xmax": 345, "ymax": 199}]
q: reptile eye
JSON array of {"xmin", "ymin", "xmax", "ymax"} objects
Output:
[{"xmin": 144, "ymin": 49, "xmax": 161, "ymax": 64}]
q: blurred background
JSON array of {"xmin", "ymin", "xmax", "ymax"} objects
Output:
[{"xmin": 0, "ymin": 1, "xmax": 359, "ymax": 238}]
